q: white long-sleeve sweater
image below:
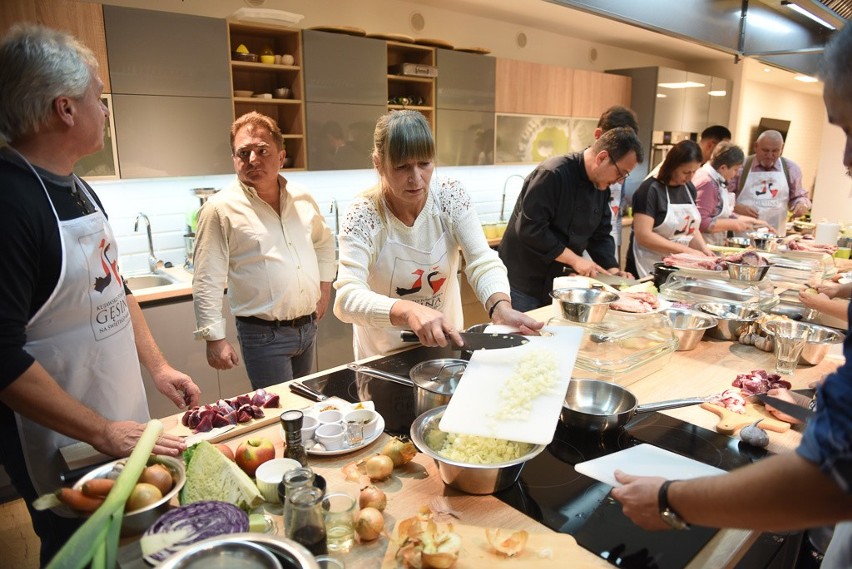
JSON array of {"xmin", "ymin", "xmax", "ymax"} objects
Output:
[{"xmin": 334, "ymin": 176, "xmax": 509, "ymax": 329}]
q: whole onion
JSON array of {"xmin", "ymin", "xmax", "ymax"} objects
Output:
[
  {"xmin": 355, "ymin": 507, "xmax": 384, "ymax": 542},
  {"xmin": 365, "ymin": 455, "xmax": 394, "ymax": 481},
  {"xmin": 359, "ymin": 485, "xmax": 387, "ymax": 511}
]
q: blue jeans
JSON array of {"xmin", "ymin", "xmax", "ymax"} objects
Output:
[
  {"xmin": 510, "ymin": 287, "xmax": 546, "ymax": 313},
  {"xmin": 235, "ymin": 318, "xmax": 317, "ymax": 389}
]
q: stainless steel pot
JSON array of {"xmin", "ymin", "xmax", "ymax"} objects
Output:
[
  {"xmin": 560, "ymin": 379, "xmax": 706, "ymax": 433},
  {"xmin": 348, "ymin": 359, "xmax": 467, "ymax": 416},
  {"xmin": 158, "ymin": 534, "xmax": 320, "ymax": 569}
]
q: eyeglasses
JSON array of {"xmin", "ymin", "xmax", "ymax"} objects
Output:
[{"xmin": 611, "ymin": 158, "xmax": 630, "ymax": 182}]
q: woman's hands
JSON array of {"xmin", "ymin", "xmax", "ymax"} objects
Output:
[
  {"xmin": 490, "ymin": 300, "xmax": 543, "ymax": 335},
  {"xmin": 391, "ymin": 300, "xmax": 463, "ymax": 348}
]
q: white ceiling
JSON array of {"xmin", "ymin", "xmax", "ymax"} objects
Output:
[{"xmin": 409, "ymin": 0, "xmax": 824, "ymax": 95}]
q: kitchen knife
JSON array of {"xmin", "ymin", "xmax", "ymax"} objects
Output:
[
  {"xmin": 754, "ymin": 393, "xmax": 815, "ymax": 423},
  {"xmin": 400, "ymin": 330, "xmax": 529, "ymax": 350},
  {"xmin": 288, "ymin": 382, "xmax": 328, "ymax": 402}
]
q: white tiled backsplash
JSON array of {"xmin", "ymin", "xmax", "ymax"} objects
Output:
[{"xmin": 90, "ymin": 164, "xmax": 535, "ymax": 275}]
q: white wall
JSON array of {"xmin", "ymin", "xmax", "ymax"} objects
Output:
[{"xmin": 812, "ymin": 119, "xmax": 852, "ymax": 224}]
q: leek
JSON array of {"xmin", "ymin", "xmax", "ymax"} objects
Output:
[{"xmin": 46, "ymin": 419, "xmax": 164, "ymax": 569}]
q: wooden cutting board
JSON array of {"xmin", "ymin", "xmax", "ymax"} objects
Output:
[
  {"xmin": 381, "ymin": 522, "xmax": 609, "ymax": 568},
  {"xmin": 700, "ymin": 401, "xmax": 791, "ymax": 435},
  {"xmin": 162, "ymin": 382, "xmax": 313, "ymax": 443}
]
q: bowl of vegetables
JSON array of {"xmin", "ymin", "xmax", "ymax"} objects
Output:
[
  {"xmin": 410, "ymin": 406, "xmax": 545, "ymax": 494},
  {"xmin": 73, "ymin": 455, "xmax": 185, "ymax": 536}
]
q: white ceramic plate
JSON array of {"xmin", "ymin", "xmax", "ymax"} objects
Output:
[
  {"xmin": 610, "ymin": 297, "xmax": 673, "ymax": 315},
  {"xmin": 277, "ymin": 398, "xmax": 382, "ymax": 456}
]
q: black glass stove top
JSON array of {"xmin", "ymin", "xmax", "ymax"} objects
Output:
[{"xmin": 300, "ymin": 348, "xmax": 771, "ymax": 568}]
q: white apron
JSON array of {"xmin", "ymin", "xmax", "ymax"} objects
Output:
[
  {"xmin": 632, "ymin": 185, "xmax": 700, "ymax": 278},
  {"xmin": 353, "ymin": 201, "xmax": 462, "ymax": 359},
  {"xmin": 700, "ymin": 164, "xmax": 736, "ymax": 246},
  {"xmin": 736, "ymin": 165, "xmax": 789, "ymax": 236},
  {"xmin": 16, "ymin": 160, "xmax": 148, "ymax": 499}
]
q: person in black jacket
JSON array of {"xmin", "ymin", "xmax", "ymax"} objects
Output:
[{"xmin": 498, "ymin": 127, "xmax": 643, "ymax": 311}]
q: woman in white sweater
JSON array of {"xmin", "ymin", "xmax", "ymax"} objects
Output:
[{"xmin": 334, "ymin": 111, "xmax": 540, "ymax": 358}]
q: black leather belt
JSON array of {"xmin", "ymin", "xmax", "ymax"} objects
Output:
[{"xmin": 236, "ymin": 313, "xmax": 316, "ymax": 328}]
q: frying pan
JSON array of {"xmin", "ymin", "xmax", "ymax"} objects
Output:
[
  {"xmin": 347, "ymin": 359, "xmax": 467, "ymax": 416},
  {"xmin": 561, "ymin": 379, "xmax": 707, "ymax": 433}
]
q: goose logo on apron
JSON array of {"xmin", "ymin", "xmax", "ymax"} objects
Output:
[
  {"xmin": 390, "ymin": 256, "xmax": 450, "ymax": 309},
  {"xmin": 85, "ymin": 234, "xmax": 131, "ymax": 340}
]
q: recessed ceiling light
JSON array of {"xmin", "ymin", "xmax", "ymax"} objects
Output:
[
  {"xmin": 764, "ymin": 67, "xmax": 772, "ymax": 72},
  {"xmin": 794, "ymin": 74, "xmax": 818, "ymax": 83},
  {"xmin": 657, "ymin": 81, "xmax": 706, "ymax": 89},
  {"xmin": 708, "ymin": 90, "xmax": 727, "ymax": 97},
  {"xmin": 656, "ymin": 93, "xmax": 667, "ymax": 98}
]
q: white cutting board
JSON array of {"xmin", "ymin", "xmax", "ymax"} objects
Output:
[
  {"xmin": 438, "ymin": 325, "xmax": 583, "ymax": 445},
  {"xmin": 575, "ymin": 444, "xmax": 726, "ymax": 487}
]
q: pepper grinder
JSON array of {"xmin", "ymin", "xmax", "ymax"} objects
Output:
[{"xmin": 280, "ymin": 409, "xmax": 308, "ymax": 466}]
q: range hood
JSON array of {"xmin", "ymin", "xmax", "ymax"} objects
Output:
[{"xmin": 547, "ymin": 0, "xmax": 845, "ymax": 77}]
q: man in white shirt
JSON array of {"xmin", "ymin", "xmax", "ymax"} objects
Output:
[{"xmin": 192, "ymin": 112, "xmax": 336, "ymax": 389}]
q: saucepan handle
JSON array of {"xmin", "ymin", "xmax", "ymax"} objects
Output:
[
  {"xmin": 347, "ymin": 363, "xmax": 414, "ymax": 387},
  {"xmin": 635, "ymin": 397, "xmax": 708, "ymax": 414}
]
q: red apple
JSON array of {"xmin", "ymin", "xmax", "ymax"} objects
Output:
[
  {"xmin": 216, "ymin": 443, "xmax": 235, "ymax": 461},
  {"xmin": 235, "ymin": 438, "xmax": 276, "ymax": 477}
]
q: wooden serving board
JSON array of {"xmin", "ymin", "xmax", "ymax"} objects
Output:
[
  {"xmin": 381, "ymin": 522, "xmax": 609, "ymax": 568},
  {"xmin": 162, "ymin": 382, "xmax": 313, "ymax": 443},
  {"xmin": 700, "ymin": 402, "xmax": 791, "ymax": 435}
]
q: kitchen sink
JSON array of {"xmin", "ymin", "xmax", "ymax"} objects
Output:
[{"xmin": 124, "ymin": 273, "xmax": 178, "ymax": 289}]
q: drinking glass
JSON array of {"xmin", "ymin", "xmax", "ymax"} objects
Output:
[
  {"xmin": 772, "ymin": 323, "xmax": 811, "ymax": 375},
  {"xmin": 321, "ymin": 492, "xmax": 357, "ymax": 553}
]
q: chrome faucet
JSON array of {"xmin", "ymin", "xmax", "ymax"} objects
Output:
[
  {"xmin": 330, "ymin": 200, "xmax": 340, "ymax": 259},
  {"xmin": 500, "ymin": 174, "xmax": 526, "ymax": 222},
  {"xmin": 134, "ymin": 212, "xmax": 163, "ymax": 273}
]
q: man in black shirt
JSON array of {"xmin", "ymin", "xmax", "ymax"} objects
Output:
[
  {"xmin": 499, "ymin": 127, "xmax": 644, "ymax": 310},
  {"xmin": 0, "ymin": 25, "xmax": 200, "ymax": 564}
]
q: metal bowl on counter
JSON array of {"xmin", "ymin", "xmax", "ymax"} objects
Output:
[
  {"xmin": 660, "ymin": 307, "xmax": 718, "ymax": 351},
  {"xmin": 727, "ymin": 262, "xmax": 771, "ymax": 282},
  {"xmin": 761, "ymin": 320, "xmax": 845, "ymax": 365},
  {"xmin": 725, "ymin": 236, "xmax": 752, "ymax": 248},
  {"xmin": 73, "ymin": 455, "xmax": 185, "ymax": 537},
  {"xmin": 550, "ymin": 287, "xmax": 619, "ymax": 324},
  {"xmin": 694, "ymin": 302, "xmax": 762, "ymax": 341},
  {"xmin": 747, "ymin": 232, "xmax": 778, "ymax": 252},
  {"xmin": 410, "ymin": 406, "xmax": 545, "ymax": 494},
  {"xmin": 158, "ymin": 534, "xmax": 322, "ymax": 569}
]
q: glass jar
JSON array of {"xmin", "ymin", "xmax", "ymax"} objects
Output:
[{"xmin": 285, "ymin": 486, "xmax": 328, "ymax": 556}]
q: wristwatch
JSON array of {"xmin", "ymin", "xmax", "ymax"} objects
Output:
[{"xmin": 658, "ymin": 480, "xmax": 690, "ymax": 530}]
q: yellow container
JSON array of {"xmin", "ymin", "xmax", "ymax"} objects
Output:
[
  {"xmin": 483, "ymin": 224, "xmax": 499, "ymax": 239},
  {"xmin": 834, "ymin": 247, "xmax": 851, "ymax": 259}
]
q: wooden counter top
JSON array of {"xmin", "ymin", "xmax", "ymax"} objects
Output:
[{"xmin": 149, "ymin": 304, "xmax": 838, "ymax": 568}]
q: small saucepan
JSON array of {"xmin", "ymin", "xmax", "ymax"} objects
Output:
[
  {"xmin": 348, "ymin": 359, "xmax": 467, "ymax": 416},
  {"xmin": 561, "ymin": 379, "xmax": 707, "ymax": 433}
]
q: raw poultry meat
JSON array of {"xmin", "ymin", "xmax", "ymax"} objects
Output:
[
  {"xmin": 611, "ymin": 291, "xmax": 660, "ymax": 313},
  {"xmin": 732, "ymin": 369, "xmax": 791, "ymax": 395},
  {"xmin": 663, "ymin": 253, "xmax": 725, "ymax": 271},
  {"xmin": 707, "ymin": 388, "xmax": 747, "ymax": 414},
  {"xmin": 788, "ymin": 239, "xmax": 837, "ymax": 253}
]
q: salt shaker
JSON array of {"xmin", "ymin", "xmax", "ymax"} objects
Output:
[{"xmin": 280, "ymin": 409, "xmax": 308, "ymax": 466}]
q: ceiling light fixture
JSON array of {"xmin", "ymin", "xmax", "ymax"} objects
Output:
[
  {"xmin": 657, "ymin": 81, "xmax": 706, "ymax": 89},
  {"xmin": 781, "ymin": 0, "xmax": 837, "ymax": 30},
  {"xmin": 656, "ymin": 93, "xmax": 668, "ymax": 98},
  {"xmin": 708, "ymin": 90, "xmax": 727, "ymax": 97},
  {"xmin": 794, "ymin": 74, "xmax": 819, "ymax": 83}
]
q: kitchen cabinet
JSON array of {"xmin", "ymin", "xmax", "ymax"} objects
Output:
[
  {"xmin": 436, "ymin": 109, "xmax": 494, "ymax": 166},
  {"xmin": 387, "ymin": 41, "xmax": 436, "ymax": 131},
  {"xmin": 495, "ymin": 58, "xmax": 573, "ymax": 116},
  {"xmin": 103, "ymin": 6, "xmax": 233, "ymax": 178},
  {"xmin": 303, "ymin": 30, "xmax": 386, "ymax": 105},
  {"xmin": 0, "ymin": 0, "xmax": 110, "ymax": 92},
  {"xmin": 314, "ymin": 288, "xmax": 354, "ymax": 372},
  {"xmin": 219, "ymin": 298, "xmax": 253, "ymax": 400},
  {"xmin": 305, "ymin": 102, "xmax": 384, "ymax": 171},
  {"xmin": 436, "ymin": 49, "xmax": 495, "ymax": 111},
  {"xmin": 229, "ymin": 23, "xmax": 307, "ymax": 170},
  {"xmin": 571, "ymin": 69, "xmax": 632, "ymax": 119}
]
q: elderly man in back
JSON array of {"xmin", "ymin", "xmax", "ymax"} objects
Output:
[
  {"xmin": 193, "ymin": 112, "xmax": 336, "ymax": 390},
  {"xmin": 731, "ymin": 129, "xmax": 811, "ymax": 234}
]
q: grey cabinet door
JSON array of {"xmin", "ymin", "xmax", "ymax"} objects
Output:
[
  {"xmin": 303, "ymin": 30, "xmax": 386, "ymax": 105},
  {"xmin": 315, "ymin": 287, "xmax": 354, "ymax": 372},
  {"xmin": 436, "ymin": 109, "xmax": 494, "ymax": 166},
  {"xmin": 139, "ymin": 298, "xmax": 218, "ymax": 419},
  {"xmin": 436, "ymin": 49, "xmax": 495, "ymax": 111},
  {"xmin": 104, "ymin": 6, "xmax": 230, "ymax": 98},
  {"xmin": 305, "ymin": 102, "xmax": 385, "ymax": 171},
  {"xmin": 111, "ymin": 94, "xmax": 234, "ymax": 178}
]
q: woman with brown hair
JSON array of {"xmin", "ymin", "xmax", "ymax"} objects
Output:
[{"xmin": 626, "ymin": 139, "xmax": 714, "ymax": 277}]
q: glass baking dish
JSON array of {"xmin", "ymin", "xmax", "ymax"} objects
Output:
[
  {"xmin": 659, "ymin": 274, "xmax": 779, "ymax": 310},
  {"xmin": 547, "ymin": 312, "xmax": 677, "ymax": 385}
]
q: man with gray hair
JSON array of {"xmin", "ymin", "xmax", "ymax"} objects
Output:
[
  {"xmin": 731, "ymin": 129, "xmax": 811, "ymax": 234},
  {"xmin": 0, "ymin": 24, "xmax": 200, "ymax": 563}
]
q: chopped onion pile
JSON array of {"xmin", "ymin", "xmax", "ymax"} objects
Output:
[
  {"xmin": 492, "ymin": 350, "xmax": 558, "ymax": 421},
  {"xmin": 140, "ymin": 501, "xmax": 248, "ymax": 563},
  {"xmin": 436, "ymin": 433, "xmax": 529, "ymax": 464}
]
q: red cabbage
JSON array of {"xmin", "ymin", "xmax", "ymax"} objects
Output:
[{"xmin": 141, "ymin": 501, "xmax": 248, "ymax": 563}]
